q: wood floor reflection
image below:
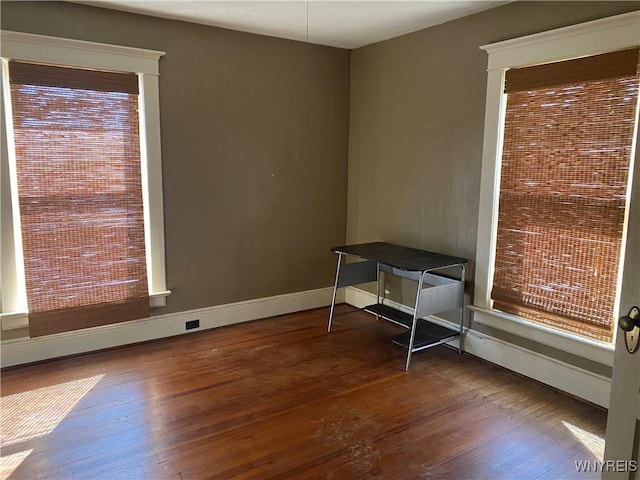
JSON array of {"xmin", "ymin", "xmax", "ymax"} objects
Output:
[{"xmin": 0, "ymin": 305, "xmax": 606, "ymax": 479}]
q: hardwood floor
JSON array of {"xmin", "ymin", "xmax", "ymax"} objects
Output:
[{"xmin": 1, "ymin": 305, "xmax": 607, "ymax": 479}]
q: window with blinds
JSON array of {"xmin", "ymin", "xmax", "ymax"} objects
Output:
[
  {"xmin": 8, "ymin": 61, "xmax": 149, "ymax": 337},
  {"xmin": 491, "ymin": 48, "xmax": 640, "ymax": 343}
]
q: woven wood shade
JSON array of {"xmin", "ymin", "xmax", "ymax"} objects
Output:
[
  {"xmin": 504, "ymin": 48, "xmax": 640, "ymax": 93},
  {"xmin": 9, "ymin": 61, "xmax": 149, "ymax": 337},
  {"xmin": 491, "ymin": 49, "xmax": 640, "ymax": 343}
]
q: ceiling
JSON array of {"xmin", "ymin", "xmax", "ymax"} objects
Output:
[{"xmin": 75, "ymin": 1, "xmax": 511, "ymax": 49}]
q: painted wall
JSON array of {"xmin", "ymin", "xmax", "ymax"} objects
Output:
[
  {"xmin": 2, "ymin": 0, "xmax": 638, "ymax": 376},
  {"xmin": 1, "ymin": 1, "xmax": 350, "ymax": 321},
  {"xmin": 347, "ymin": 1, "xmax": 640, "ymax": 375}
]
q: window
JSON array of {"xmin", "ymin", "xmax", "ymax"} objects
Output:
[
  {"xmin": 8, "ymin": 61, "xmax": 150, "ymax": 336},
  {"xmin": 473, "ymin": 11, "xmax": 640, "ymax": 363},
  {"xmin": 1, "ymin": 31, "xmax": 168, "ymax": 335},
  {"xmin": 492, "ymin": 49, "xmax": 639, "ymax": 344}
]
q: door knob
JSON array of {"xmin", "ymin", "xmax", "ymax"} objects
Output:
[{"xmin": 619, "ymin": 306, "xmax": 640, "ymax": 354}]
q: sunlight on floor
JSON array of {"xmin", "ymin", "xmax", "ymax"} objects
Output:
[
  {"xmin": 0, "ymin": 374, "xmax": 105, "ymax": 449},
  {"xmin": 562, "ymin": 421, "xmax": 605, "ymax": 461},
  {"xmin": 0, "ymin": 450, "xmax": 33, "ymax": 479}
]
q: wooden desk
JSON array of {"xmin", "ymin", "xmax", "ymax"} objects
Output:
[{"xmin": 327, "ymin": 242, "xmax": 467, "ymax": 370}]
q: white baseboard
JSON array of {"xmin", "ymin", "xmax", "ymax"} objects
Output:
[
  {"xmin": 0, "ymin": 286, "xmax": 343, "ymax": 368},
  {"xmin": 1, "ymin": 284, "xmax": 612, "ymax": 409},
  {"xmin": 462, "ymin": 328, "xmax": 612, "ymax": 408},
  {"xmin": 345, "ymin": 287, "xmax": 611, "ymax": 408}
]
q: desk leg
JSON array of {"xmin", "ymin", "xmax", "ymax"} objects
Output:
[
  {"xmin": 458, "ymin": 264, "xmax": 466, "ymax": 354},
  {"xmin": 376, "ymin": 263, "xmax": 381, "ymax": 303},
  {"xmin": 375, "ymin": 262, "xmax": 381, "ymax": 320},
  {"xmin": 327, "ymin": 253, "xmax": 343, "ymax": 332},
  {"xmin": 405, "ymin": 272, "xmax": 426, "ymax": 371}
]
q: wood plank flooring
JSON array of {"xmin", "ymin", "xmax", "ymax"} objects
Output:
[{"xmin": 1, "ymin": 305, "xmax": 607, "ymax": 479}]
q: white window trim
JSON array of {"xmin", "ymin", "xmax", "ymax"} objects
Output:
[
  {"xmin": 0, "ymin": 31, "xmax": 170, "ymax": 331},
  {"xmin": 473, "ymin": 11, "xmax": 640, "ymax": 367}
]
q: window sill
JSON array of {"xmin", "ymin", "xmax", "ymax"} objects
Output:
[
  {"xmin": 0, "ymin": 311, "xmax": 29, "ymax": 331},
  {"xmin": 149, "ymin": 290, "xmax": 171, "ymax": 308},
  {"xmin": 468, "ymin": 305, "xmax": 615, "ymax": 366},
  {"xmin": 1, "ymin": 290, "xmax": 171, "ymax": 331}
]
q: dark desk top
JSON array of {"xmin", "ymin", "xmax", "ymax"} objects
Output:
[{"xmin": 331, "ymin": 242, "xmax": 467, "ymax": 272}]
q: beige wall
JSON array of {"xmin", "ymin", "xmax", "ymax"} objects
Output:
[
  {"xmin": 348, "ymin": 0, "xmax": 640, "ymax": 261},
  {"xmin": 1, "ymin": 1, "xmax": 350, "ymax": 317},
  {"xmin": 2, "ymin": 1, "xmax": 638, "ymax": 371},
  {"xmin": 347, "ymin": 1, "xmax": 640, "ymax": 375}
]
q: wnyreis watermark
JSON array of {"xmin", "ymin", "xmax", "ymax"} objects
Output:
[{"xmin": 575, "ymin": 460, "xmax": 638, "ymax": 473}]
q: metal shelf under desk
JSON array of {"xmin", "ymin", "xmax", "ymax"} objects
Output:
[{"xmin": 327, "ymin": 242, "xmax": 468, "ymax": 371}]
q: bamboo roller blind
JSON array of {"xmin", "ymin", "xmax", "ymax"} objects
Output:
[
  {"xmin": 9, "ymin": 61, "xmax": 149, "ymax": 337},
  {"xmin": 492, "ymin": 48, "xmax": 640, "ymax": 342}
]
